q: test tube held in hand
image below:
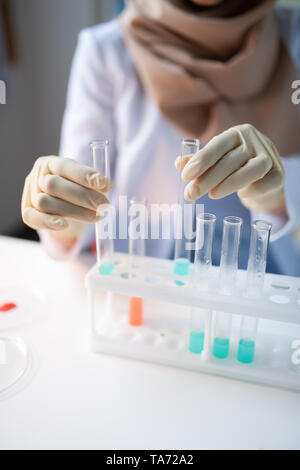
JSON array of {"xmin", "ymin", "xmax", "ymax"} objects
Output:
[
  {"xmin": 90, "ymin": 140, "xmax": 115, "ymax": 275},
  {"xmin": 237, "ymin": 220, "xmax": 272, "ymax": 364},
  {"xmin": 213, "ymin": 216, "xmax": 243, "ymax": 359},
  {"xmin": 174, "ymin": 138, "xmax": 200, "ymax": 277}
]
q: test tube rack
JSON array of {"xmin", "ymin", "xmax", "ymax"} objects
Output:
[{"xmin": 86, "ymin": 253, "xmax": 300, "ymax": 392}]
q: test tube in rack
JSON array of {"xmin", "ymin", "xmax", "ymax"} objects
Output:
[
  {"xmin": 90, "ymin": 140, "xmax": 115, "ymax": 275},
  {"xmin": 174, "ymin": 138, "xmax": 200, "ymax": 277},
  {"xmin": 189, "ymin": 213, "xmax": 216, "ymax": 354},
  {"xmin": 128, "ymin": 198, "xmax": 147, "ymax": 326},
  {"xmin": 213, "ymin": 216, "xmax": 243, "ymax": 359},
  {"xmin": 237, "ymin": 220, "xmax": 272, "ymax": 364}
]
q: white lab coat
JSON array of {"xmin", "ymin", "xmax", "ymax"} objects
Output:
[{"xmin": 50, "ymin": 6, "xmax": 300, "ymax": 275}]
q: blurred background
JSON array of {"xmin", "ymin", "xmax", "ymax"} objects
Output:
[{"xmin": 0, "ymin": 0, "xmax": 298, "ymax": 241}]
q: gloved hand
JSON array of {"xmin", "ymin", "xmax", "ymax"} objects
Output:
[
  {"xmin": 22, "ymin": 156, "xmax": 111, "ymax": 241},
  {"xmin": 175, "ymin": 124, "xmax": 286, "ymax": 212}
]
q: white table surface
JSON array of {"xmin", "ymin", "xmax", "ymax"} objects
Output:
[{"xmin": 0, "ymin": 236, "xmax": 299, "ymax": 450}]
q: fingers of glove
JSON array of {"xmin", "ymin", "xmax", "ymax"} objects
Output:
[
  {"xmin": 38, "ymin": 174, "xmax": 110, "ymax": 211},
  {"xmin": 210, "ymin": 153, "xmax": 272, "ymax": 199},
  {"xmin": 46, "ymin": 157, "xmax": 113, "ymax": 193},
  {"xmin": 31, "ymin": 192, "xmax": 101, "ymax": 224},
  {"xmin": 22, "ymin": 207, "xmax": 69, "ymax": 231},
  {"xmin": 21, "ymin": 175, "xmax": 31, "ymax": 215},
  {"xmin": 22, "ymin": 173, "xmax": 68, "ymax": 230},
  {"xmin": 184, "ymin": 144, "xmax": 249, "ymax": 200},
  {"xmin": 181, "ymin": 129, "xmax": 240, "ymax": 182},
  {"xmin": 174, "ymin": 155, "xmax": 193, "ymax": 171},
  {"xmin": 237, "ymin": 167, "xmax": 285, "ymax": 199}
]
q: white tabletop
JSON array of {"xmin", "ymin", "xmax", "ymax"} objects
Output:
[{"xmin": 0, "ymin": 236, "xmax": 299, "ymax": 450}]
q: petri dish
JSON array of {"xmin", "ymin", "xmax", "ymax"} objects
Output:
[{"xmin": 0, "ymin": 336, "xmax": 29, "ymax": 396}]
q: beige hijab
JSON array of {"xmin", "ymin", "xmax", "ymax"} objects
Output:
[{"xmin": 120, "ymin": 0, "xmax": 300, "ymax": 156}]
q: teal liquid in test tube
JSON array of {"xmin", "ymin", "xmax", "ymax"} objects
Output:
[
  {"xmin": 213, "ymin": 216, "xmax": 243, "ymax": 359},
  {"xmin": 237, "ymin": 220, "xmax": 272, "ymax": 364},
  {"xmin": 90, "ymin": 140, "xmax": 115, "ymax": 276},
  {"xmin": 174, "ymin": 138, "xmax": 201, "ymax": 277},
  {"xmin": 189, "ymin": 213, "xmax": 216, "ymax": 354}
]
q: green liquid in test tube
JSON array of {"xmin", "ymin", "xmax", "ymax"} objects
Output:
[
  {"xmin": 237, "ymin": 339, "xmax": 255, "ymax": 363},
  {"xmin": 212, "ymin": 337, "xmax": 230, "ymax": 359},
  {"xmin": 174, "ymin": 258, "xmax": 190, "ymax": 276},
  {"xmin": 99, "ymin": 263, "xmax": 115, "ymax": 276},
  {"xmin": 90, "ymin": 140, "xmax": 115, "ymax": 276},
  {"xmin": 174, "ymin": 138, "xmax": 200, "ymax": 277},
  {"xmin": 189, "ymin": 331, "xmax": 205, "ymax": 354}
]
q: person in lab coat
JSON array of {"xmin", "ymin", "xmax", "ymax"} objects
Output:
[{"xmin": 21, "ymin": 0, "xmax": 300, "ymax": 276}]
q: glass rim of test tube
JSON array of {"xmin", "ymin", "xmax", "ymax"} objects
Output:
[
  {"xmin": 251, "ymin": 219, "xmax": 272, "ymax": 232},
  {"xmin": 196, "ymin": 212, "xmax": 217, "ymax": 223},
  {"xmin": 181, "ymin": 137, "xmax": 201, "ymax": 149},
  {"xmin": 90, "ymin": 139, "xmax": 109, "ymax": 149},
  {"xmin": 223, "ymin": 215, "xmax": 243, "ymax": 226}
]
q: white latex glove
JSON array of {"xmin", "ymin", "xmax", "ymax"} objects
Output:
[
  {"xmin": 175, "ymin": 124, "xmax": 286, "ymax": 212},
  {"xmin": 22, "ymin": 156, "xmax": 111, "ymax": 240}
]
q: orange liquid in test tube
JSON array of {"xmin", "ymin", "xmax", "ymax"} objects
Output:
[{"xmin": 129, "ymin": 297, "xmax": 143, "ymax": 326}]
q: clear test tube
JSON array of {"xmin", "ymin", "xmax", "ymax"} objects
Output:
[
  {"xmin": 128, "ymin": 197, "xmax": 147, "ymax": 266},
  {"xmin": 189, "ymin": 213, "xmax": 216, "ymax": 354},
  {"xmin": 174, "ymin": 138, "xmax": 201, "ymax": 277},
  {"xmin": 90, "ymin": 140, "xmax": 115, "ymax": 275},
  {"xmin": 218, "ymin": 216, "xmax": 243, "ymax": 294},
  {"xmin": 194, "ymin": 213, "xmax": 216, "ymax": 282},
  {"xmin": 237, "ymin": 220, "xmax": 272, "ymax": 364},
  {"xmin": 213, "ymin": 216, "xmax": 243, "ymax": 359},
  {"xmin": 128, "ymin": 198, "xmax": 147, "ymax": 326}
]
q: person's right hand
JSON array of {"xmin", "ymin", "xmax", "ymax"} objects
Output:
[{"xmin": 22, "ymin": 156, "xmax": 111, "ymax": 240}]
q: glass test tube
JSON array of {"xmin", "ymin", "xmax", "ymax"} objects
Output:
[
  {"xmin": 128, "ymin": 198, "xmax": 147, "ymax": 326},
  {"xmin": 237, "ymin": 220, "xmax": 272, "ymax": 364},
  {"xmin": 213, "ymin": 216, "xmax": 243, "ymax": 359},
  {"xmin": 174, "ymin": 138, "xmax": 201, "ymax": 277},
  {"xmin": 189, "ymin": 213, "xmax": 216, "ymax": 354},
  {"xmin": 90, "ymin": 140, "xmax": 115, "ymax": 275}
]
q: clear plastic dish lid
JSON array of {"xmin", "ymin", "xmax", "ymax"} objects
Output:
[{"xmin": 0, "ymin": 336, "xmax": 29, "ymax": 396}]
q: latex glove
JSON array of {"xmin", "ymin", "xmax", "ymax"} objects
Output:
[
  {"xmin": 175, "ymin": 124, "xmax": 286, "ymax": 212},
  {"xmin": 22, "ymin": 156, "xmax": 111, "ymax": 240}
]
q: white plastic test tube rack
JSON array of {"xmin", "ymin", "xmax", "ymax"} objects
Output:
[{"xmin": 86, "ymin": 253, "xmax": 300, "ymax": 393}]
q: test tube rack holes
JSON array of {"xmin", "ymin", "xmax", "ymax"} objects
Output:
[{"xmin": 86, "ymin": 254, "xmax": 300, "ymax": 392}]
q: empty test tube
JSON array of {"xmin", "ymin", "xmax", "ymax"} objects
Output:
[
  {"xmin": 237, "ymin": 220, "xmax": 272, "ymax": 364},
  {"xmin": 174, "ymin": 138, "xmax": 201, "ymax": 277},
  {"xmin": 189, "ymin": 213, "xmax": 216, "ymax": 354},
  {"xmin": 90, "ymin": 140, "xmax": 115, "ymax": 275},
  {"xmin": 128, "ymin": 198, "xmax": 147, "ymax": 326},
  {"xmin": 213, "ymin": 216, "xmax": 243, "ymax": 359}
]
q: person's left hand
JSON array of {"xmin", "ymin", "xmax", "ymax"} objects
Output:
[{"xmin": 175, "ymin": 124, "xmax": 286, "ymax": 212}]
